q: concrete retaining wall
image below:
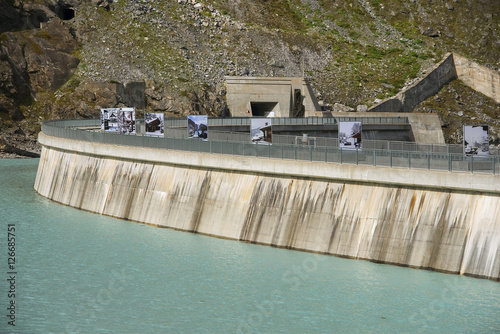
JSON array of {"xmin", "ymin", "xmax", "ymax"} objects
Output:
[
  {"xmin": 454, "ymin": 54, "xmax": 500, "ymax": 104},
  {"xmin": 369, "ymin": 53, "xmax": 457, "ymax": 113},
  {"xmin": 35, "ymin": 134, "xmax": 500, "ymax": 280},
  {"xmin": 368, "ymin": 53, "xmax": 500, "ymax": 113}
]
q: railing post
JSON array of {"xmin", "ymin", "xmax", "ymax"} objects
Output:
[
  {"xmin": 268, "ymin": 143, "xmax": 271, "ymax": 159},
  {"xmin": 356, "ymin": 148, "xmax": 359, "ymax": 165},
  {"xmin": 448, "ymin": 153, "xmax": 452, "ymax": 172},
  {"xmin": 427, "ymin": 152, "xmax": 430, "ymax": 170},
  {"xmin": 390, "ymin": 150, "xmax": 392, "ymax": 167},
  {"xmin": 340, "ymin": 147, "xmax": 343, "ymax": 164},
  {"xmin": 281, "ymin": 144, "xmax": 284, "ymax": 160},
  {"xmin": 373, "ymin": 150, "xmax": 376, "ymax": 166},
  {"xmin": 493, "ymin": 156, "xmax": 496, "ymax": 175},
  {"xmin": 294, "ymin": 146, "xmax": 297, "ymax": 160},
  {"xmin": 408, "ymin": 152, "xmax": 411, "ymax": 169},
  {"xmin": 470, "ymin": 155, "xmax": 474, "ymax": 173}
]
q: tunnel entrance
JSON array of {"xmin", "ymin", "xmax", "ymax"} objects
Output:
[
  {"xmin": 250, "ymin": 102, "xmax": 278, "ymax": 117},
  {"xmin": 58, "ymin": 6, "xmax": 75, "ymax": 20}
]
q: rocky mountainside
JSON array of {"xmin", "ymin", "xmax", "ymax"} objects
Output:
[{"xmin": 0, "ymin": 0, "xmax": 499, "ymax": 157}]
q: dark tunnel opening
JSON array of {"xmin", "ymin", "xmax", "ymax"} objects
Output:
[{"xmin": 59, "ymin": 6, "xmax": 75, "ymax": 20}]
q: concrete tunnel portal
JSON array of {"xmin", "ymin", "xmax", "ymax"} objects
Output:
[{"xmin": 250, "ymin": 102, "xmax": 279, "ymax": 117}]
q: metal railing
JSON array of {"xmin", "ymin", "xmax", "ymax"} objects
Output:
[
  {"xmin": 41, "ymin": 119, "xmax": 500, "ymax": 175},
  {"xmin": 164, "ymin": 116, "xmax": 409, "ymax": 128},
  {"xmin": 164, "ymin": 129, "xmax": 500, "ymax": 156}
]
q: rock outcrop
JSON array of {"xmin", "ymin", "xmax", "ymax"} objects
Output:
[
  {"xmin": 0, "ymin": 17, "xmax": 79, "ymax": 122},
  {"xmin": 0, "ymin": 0, "xmax": 499, "ymax": 157}
]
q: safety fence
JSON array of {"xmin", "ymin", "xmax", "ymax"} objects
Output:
[
  {"xmin": 164, "ymin": 116, "xmax": 409, "ymax": 128},
  {"xmin": 41, "ymin": 119, "xmax": 500, "ymax": 175},
  {"xmin": 165, "ymin": 129, "xmax": 499, "ymax": 156}
]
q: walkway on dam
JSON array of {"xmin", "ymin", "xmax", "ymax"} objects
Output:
[{"xmin": 42, "ymin": 119, "xmax": 500, "ymax": 176}]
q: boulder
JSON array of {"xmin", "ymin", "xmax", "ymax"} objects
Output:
[
  {"xmin": 92, "ymin": 0, "xmax": 113, "ymax": 11},
  {"xmin": 356, "ymin": 105, "xmax": 368, "ymax": 112},
  {"xmin": 334, "ymin": 103, "xmax": 354, "ymax": 112},
  {"xmin": 421, "ymin": 27, "xmax": 441, "ymax": 37}
]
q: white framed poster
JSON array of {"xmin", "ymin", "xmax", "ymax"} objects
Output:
[
  {"xmin": 145, "ymin": 113, "xmax": 164, "ymax": 137},
  {"xmin": 188, "ymin": 115, "xmax": 208, "ymax": 139},
  {"xmin": 339, "ymin": 121, "xmax": 362, "ymax": 149},
  {"xmin": 100, "ymin": 108, "xmax": 120, "ymax": 132},
  {"xmin": 464, "ymin": 125, "xmax": 489, "ymax": 156},
  {"xmin": 118, "ymin": 107, "xmax": 136, "ymax": 134},
  {"xmin": 251, "ymin": 118, "xmax": 272, "ymax": 143}
]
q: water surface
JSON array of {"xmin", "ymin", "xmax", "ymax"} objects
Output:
[{"xmin": 0, "ymin": 159, "xmax": 499, "ymax": 333}]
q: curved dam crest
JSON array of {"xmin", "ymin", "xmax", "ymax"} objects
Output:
[{"xmin": 35, "ymin": 137, "xmax": 500, "ymax": 281}]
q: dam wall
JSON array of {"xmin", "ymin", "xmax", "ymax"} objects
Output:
[{"xmin": 35, "ymin": 133, "xmax": 500, "ymax": 280}]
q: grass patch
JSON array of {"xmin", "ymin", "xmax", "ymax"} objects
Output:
[
  {"xmin": 397, "ymin": 54, "xmax": 416, "ymax": 65},
  {"xmin": 335, "ymin": 20, "xmax": 350, "ymax": 29},
  {"xmin": 36, "ymin": 31, "xmax": 55, "ymax": 40},
  {"xmin": 367, "ymin": 46, "xmax": 385, "ymax": 59},
  {"xmin": 349, "ymin": 31, "xmax": 361, "ymax": 40}
]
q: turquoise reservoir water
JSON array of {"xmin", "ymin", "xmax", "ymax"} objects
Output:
[{"xmin": 0, "ymin": 158, "xmax": 499, "ymax": 334}]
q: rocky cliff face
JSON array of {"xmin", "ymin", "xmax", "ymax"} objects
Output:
[{"xmin": 0, "ymin": 0, "xmax": 499, "ymax": 157}]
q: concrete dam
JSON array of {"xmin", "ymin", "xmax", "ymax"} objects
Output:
[{"xmin": 34, "ymin": 120, "xmax": 500, "ymax": 281}]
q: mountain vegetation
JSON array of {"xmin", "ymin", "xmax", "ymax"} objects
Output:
[{"xmin": 0, "ymin": 0, "xmax": 499, "ymax": 156}]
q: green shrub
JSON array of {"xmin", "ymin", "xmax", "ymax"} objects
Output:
[
  {"xmin": 349, "ymin": 31, "xmax": 361, "ymax": 40},
  {"xmin": 36, "ymin": 31, "xmax": 55, "ymax": 40},
  {"xmin": 397, "ymin": 55, "xmax": 415, "ymax": 65},
  {"xmin": 367, "ymin": 46, "xmax": 385, "ymax": 59},
  {"xmin": 335, "ymin": 20, "xmax": 350, "ymax": 29},
  {"xmin": 418, "ymin": 53, "xmax": 429, "ymax": 60}
]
